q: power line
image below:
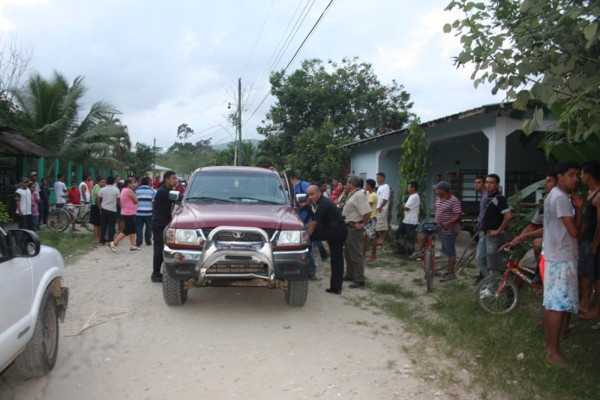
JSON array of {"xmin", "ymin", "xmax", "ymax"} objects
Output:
[
  {"xmin": 240, "ymin": 0, "xmax": 276, "ymax": 77},
  {"xmin": 244, "ymin": 0, "xmax": 315, "ymax": 112},
  {"xmin": 244, "ymin": 0, "xmax": 336, "ymax": 126}
]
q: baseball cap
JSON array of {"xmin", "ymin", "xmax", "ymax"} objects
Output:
[
  {"xmin": 433, "ymin": 181, "xmax": 451, "ymax": 191},
  {"xmin": 30, "ymin": 171, "xmax": 38, "ymax": 177}
]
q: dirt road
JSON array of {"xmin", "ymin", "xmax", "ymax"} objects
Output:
[{"xmin": 1, "ymin": 244, "xmax": 475, "ymax": 399}]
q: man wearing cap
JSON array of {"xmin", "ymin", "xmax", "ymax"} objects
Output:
[
  {"xmin": 409, "ymin": 181, "xmax": 462, "ymax": 282},
  {"xmin": 15, "ymin": 177, "xmax": 34, "ymax": 230}
]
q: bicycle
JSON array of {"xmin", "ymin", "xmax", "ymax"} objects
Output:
[
  {"xmin": 47, "ymin": 203, "xmax": 93, "ymax": 232},
  {"xmin": 419, "ymin": 222, "xmax": 439, "ymax": 292},
  {"xmin": 475, "ymin": 247, "xmax": 543, "ymax": 314}
]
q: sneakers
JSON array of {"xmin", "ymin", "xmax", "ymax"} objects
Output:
[
  {"xmin": 109, "ymin": 241, "xmax": 117, "ymax": 252},
  {"xmin": 408, "ymin": 251, "xmax": 424, "ymax": 260},
  {"xmin": 309, "ymin": 274, "xmax": 320, "ymax": 281},
  {"xmin": 130, "ymin": 246, "xmax": 140, "ymax": 251},
  {"xmin": 480, "ymin": 287, "xmax": 493, "ymax": 299},
  {"xmin": 440, "ymin": 273, "xmax": 456, "ymax": 283}
]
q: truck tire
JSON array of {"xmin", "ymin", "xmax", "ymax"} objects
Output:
[
  {"xmin": 15, "ymin": 288, "xmax": 59, "ymax": 378},
  {"xmin": 162, "ymin": 269, "xmax": 188, "ymax": 306},
  {"xmin": 285, "ymin": 279, "xmax": 308, "ymax": 307}
]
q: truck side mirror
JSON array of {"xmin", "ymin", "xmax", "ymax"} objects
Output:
[
  {"xmin": 169, "ymin": 190, "xmax": 181, "ymax": 203},
  {"xmin": 295, "ymin": 193, "xmax": 308, "ymax": 204}
]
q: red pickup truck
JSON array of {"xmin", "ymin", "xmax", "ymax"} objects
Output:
[{"xmin": 161, "ymin": 166, "xmax": 311, "ymax": 306}]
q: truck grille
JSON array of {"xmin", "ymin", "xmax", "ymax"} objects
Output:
[
  {"xmin": 208, "ymin": 264, "xmax": 269, "ymax": 275},
  {"xmin": 202, "ymin": 228, "xmax": 276, "ymax": 242}
]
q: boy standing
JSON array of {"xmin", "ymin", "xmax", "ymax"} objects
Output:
[{"xmin": 542, "ymin": 161, "xmax": 582, "ymax": 363}]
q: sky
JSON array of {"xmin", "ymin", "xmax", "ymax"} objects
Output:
[{"xmin": 0, "ymin": 0, "xmax": 503, "ymax": 151}]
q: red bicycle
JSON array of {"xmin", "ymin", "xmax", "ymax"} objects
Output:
[
  {"xmin": 475, "ymin": 248, "xmax": 543, "ymax": 314},
  {"xmin": 419, "ymin": 222, "xmax": 439, "ymax": 292}
]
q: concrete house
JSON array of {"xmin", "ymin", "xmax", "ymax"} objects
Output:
[{"xmin": 343, "ymin": 103, "xmax": 557, "ymax": 224}]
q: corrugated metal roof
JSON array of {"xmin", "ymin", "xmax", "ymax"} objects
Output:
[
  {"xmin": 0, "ymin": 126, "xmax": 57, "ymax": 158},
  {"xmin": 341, "ymin": 102, "xmax": 510, "ymax": 149}
]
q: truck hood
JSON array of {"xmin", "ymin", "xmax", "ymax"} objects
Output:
[{"xmin": 170, "ymin": 202, "xmax": 305, "ymax": 231}]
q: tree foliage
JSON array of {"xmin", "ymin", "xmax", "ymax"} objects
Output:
[
  {"xmin": 258, "ymin": 57, "xmax": 413, "ymax": 177},
  {"xmin": 445, "ymin": 0, "xmax": 600, "ymax": 142},
  {"xmin": 397, "ymin": 121, "xmax": 431, "ymax": 216},
  {"xmin": 10, "ymin": 71, "xmax": 126, "ymax": 167},
  {"xmin": 156, "ymin": 139, "xmax": 215, "ymax": 175},
  {"xmin": 177, "ymin": 123, "xmax": 194, "ymax": 142},
  {"xmin": 127, "ymin": 142, "xmax": 154, "ymax": 177}
]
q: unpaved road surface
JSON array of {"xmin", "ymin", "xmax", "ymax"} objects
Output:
[{"xmin": 1, "ymin": 244, "xmax": 477, "ymax": 399}]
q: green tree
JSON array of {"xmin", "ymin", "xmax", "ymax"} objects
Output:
[
  {"xmin": 258, "ymin": 57, "xmax": 413, "ymax": 176},
  {"xmin": 177, "ymin": 123, "xmax": 194, "ymax": 142},
  {"xmin": 156, "ymin": 139, "xmax": 215, "ymax": 175},
  {"xmin": 10, "ymin": 71, "xmax": 126, "ymax": 169},
  {"xmin": 445, "ymin": 0, "xmax": 600, "ymax": 142},
  {"xmin": 397, "ymin": 121, "xmax": 431, "ymax": 217},
  {"xmin": 127, "ymin": 142, "xmax": 154, "ymax": 176},
  {"xmin": 213, "ymin": 141, "xmax": 256, "ymax": 167}
]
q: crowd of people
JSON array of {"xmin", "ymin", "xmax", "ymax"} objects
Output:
[
  {"xmin": 13, "ymin": 171, "xmax": 183, "ymax": 282},
  {"xmin": 13, "ymin": 161, "xmax": 600, "ymax": 363},
  {"xmin": 294, "ymin": 159, "xmax": 600, "ymax": 364}
]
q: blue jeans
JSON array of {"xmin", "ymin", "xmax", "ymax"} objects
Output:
[
  {"xmin": 135, "ymin": 215, "xmax": 153, "ymax": 246},
  {"xmin": 476, "ymin": 232, "xmax": 505, "ymax": 277}
]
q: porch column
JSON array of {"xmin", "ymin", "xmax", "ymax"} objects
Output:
[
  {"xmin": 482, "ymin": 117, "xmax": 520, "ymax": 190},
  {"xmin": 54, "ymin": 159, "xmax": 60, "ymax": 181},
  {"xmin": 38, "ymin": 157, "xmax": 44, "ymax": 178},
  {"xmin": 76, "ymin": 165, "xmax": 82, "ymax": 183}
]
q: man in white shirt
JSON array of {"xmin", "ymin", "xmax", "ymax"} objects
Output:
[
  {"xmin": 396, "ymin": 182, "xmax": 420, "ymax": 254},
  {"xmin": 375, "ymin": 172, "xmax": 390, "ymax": 245},
  {"xmin": 54, "ymin": 173, "xmax": 67, "ymax": 208},
  {"xmin": 542, "ymin": 160, "xmax": 582, "ymax": 364},
  {"xmin": 15, "ymin": 177, "xmax": 34, "ymax": 230},
  {"xmin": 97, "ymin": 176, "xmax": 121, "ymax": 245},
  {"xmin": 79, "ymin": 174, "xmax": 91, "ymax": 203}
]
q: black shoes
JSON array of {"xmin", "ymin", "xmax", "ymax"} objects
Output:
[
  {"xmin": 343, "ymin": 275, "xmax": 353, "ymax": 282},
  {"xmin": 349, "ymin": 282, "xmax": 365, "ymax": 289},
  {"xmin": 326, "ymin": 288, "xmax": 341, "ymax": 295},
  {"xmin": 151, "ymin": 273, "xmax": 163, "ymax": 283},
  {"xmin": 146, "ymin": 241, "xmax": 152, "ymax": 246}
]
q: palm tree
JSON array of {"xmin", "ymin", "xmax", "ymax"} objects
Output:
[{"xmin": 10, "ymin": 70, "xmax": 129, "ymax": 171}]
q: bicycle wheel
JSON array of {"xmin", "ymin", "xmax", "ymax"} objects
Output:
[
  {"xmin": 425, "ymin": 249, "xmax": 434, "ymax": 292},
  {"xmin": 47, "ymin": 210, "xmax": 70, "ymax": 232},
  {"xmin": 81, "ymin": 211, "xmax": 93, "ymax": 232},
  {"xmin": 475, "ymin": 275, "xmax": 519, "ymax": 314}
]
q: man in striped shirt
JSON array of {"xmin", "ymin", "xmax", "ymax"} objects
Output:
[
  {"xmin": 135, "ymin": 177, "xmax": 156, "ymax": 247},
  {"xmin": 409, "ymin": 181, "xmax": 462, "ymax": 282}
]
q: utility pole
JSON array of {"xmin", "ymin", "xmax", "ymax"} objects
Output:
[
  {"xmin": 153, "ymin": 138, "xmax": 156, "ymax": 176},
  {"xmin": 237, "ymin": 78, "xmax": 242, "ymax": 165},
  {"xmin": 233, "ymin": 78, "xmax": 242, "ymax": 166}
]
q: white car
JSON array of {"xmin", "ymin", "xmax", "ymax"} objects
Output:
[{"xmin": 0, "ymin": 228, "xmax": 69, "ymax": 378}]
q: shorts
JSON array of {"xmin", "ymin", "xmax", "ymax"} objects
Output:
[
  {"xmin": 363, "ymin": 218, "xmax": 377, "ymax": 239},
  {"xmin": 90, "ymin": 204, "xmax": 101, "ymax": 226},
  {"xmin": 376, "ymin": 209, "xmax": 389, "ymax": 231},
  {"xmin": 396, "ymin": 222, "xmax": 417, "ymax": 243},
  {"xmin": 439, "ymin": 232, "xmax": 458, "ymax": 257},
  {"xmin": 122, "ymin": 215, "xmax": 136, "ymax": 235},
  {"xmin": 543, "ymin": 260, "xmax": 578, "ymax": 313},
  {"xmin": 578, "ymin": 240, "xmax": 600, "ymax": 280}
]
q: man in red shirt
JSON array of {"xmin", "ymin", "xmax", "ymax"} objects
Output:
[
  {"xmin": 66, "ymin": 181, "xmax": 81, "ymax": 231},
  {"xmin": 153, "ymin": 175, "xmax": 161, "ymax": 189}
]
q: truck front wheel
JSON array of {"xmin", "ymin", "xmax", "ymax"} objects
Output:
[
  {"xmin": 285, "ymin": 279, "xmax": 308, "ymax": 307},
  {"xmin": 162, "ymin": 266, "xmax": 188, "ymax": 306}
]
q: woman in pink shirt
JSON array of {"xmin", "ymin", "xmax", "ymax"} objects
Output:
[{"xmin": 110, "ymin": 179, "xmax": 139, "ymax": 251}]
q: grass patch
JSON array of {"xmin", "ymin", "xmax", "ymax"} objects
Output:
[
  {"xmin": 372, "ymin": 282, "xmax": 417, "ymax": 299},
  {"xmin": 37, "ymin": 230, "xmax": 95, "ymax": 264},
  {"xmin": 376, "ymin": 273, "xmax": 600, "ymax": 399}
]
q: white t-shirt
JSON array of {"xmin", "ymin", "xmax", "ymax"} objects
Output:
[
  {"xmin": 54, "ymin": 181, "xmax": 67, "ymax": 204},
  {"xmin": 376, "ymin": 184, "xmax": 390, "ymax": 210},
  {"xmin": 15, "ymin": 188, "xmax": 32, "ymax": 215},
  {"xmin": 543, "ymin": 187, "xmax": 578, "ymax": 262},
  {"xmin": 79, "ymin": 181, "xmax": 91, "ymax": 203},
  {"xmin": 97, "ymin": 185, "xmax": 121, "ymax": 212},
  {"xmin": 403, "ymin": 193, "xmax": 420, "ymax": 225}
]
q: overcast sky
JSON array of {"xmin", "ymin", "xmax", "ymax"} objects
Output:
[{"xmin": 0, "ymin": 0, "xmax": 502, "ymax": 150}]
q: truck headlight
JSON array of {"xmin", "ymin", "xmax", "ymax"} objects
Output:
[
  {"xmin": 166, "ymin": 228, "xmax": 202, "ymax": 246},
  {"xmin": 276, "ymin": 230, "xmax": 309, "ymax": 247}
]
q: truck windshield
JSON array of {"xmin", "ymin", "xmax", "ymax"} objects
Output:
[{"xmin": 185, "ymin": 171, "xmax": 288, "ymax": 205}]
